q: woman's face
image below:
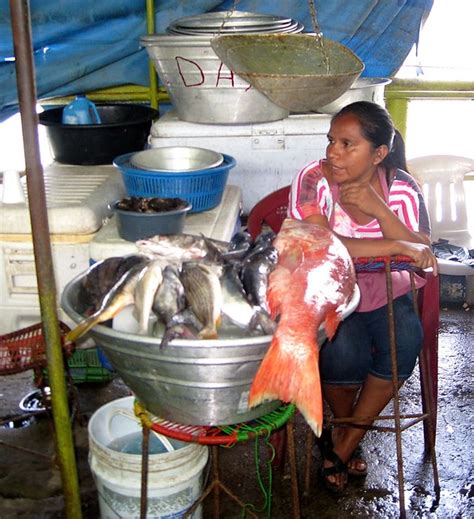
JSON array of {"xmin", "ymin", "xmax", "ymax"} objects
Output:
[{"xmin": 325, "ymin": 113, "xmax": 387, "ymax": 184}]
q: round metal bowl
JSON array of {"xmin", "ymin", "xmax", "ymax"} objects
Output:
[
  {"xmin": 317, "ymin": 78, "xmax": 392, "ymax": 114},
  {"xmin": 130, "ymin": 146, "xmax": 224, "ymax": 172},
  {"xmin": 61, "ymin": 269, "xmax": 360, "ymax": 426},
  {"xmin": 211, "ymin": 34, "xmax": 364, "ymax": 113}
]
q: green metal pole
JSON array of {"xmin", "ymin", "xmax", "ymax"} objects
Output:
[
  {"xmin": 146, "ymin": 0, "xmax": 158, "ymax": 109},
  {"xmin": 386, "ymin": 97, "xmax": 409, "ymax": 141},
  {"xmin": 9, "ymin": 2, "xmax": 82, "ymax": 518}
]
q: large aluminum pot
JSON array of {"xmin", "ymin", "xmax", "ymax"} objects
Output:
[
  {"xmin": 141, "ymin": 34, "xmax": 290, "ymax": 124},
  {"xmin": 317, "ymin": 78, "xmax": 392, "ymax": 114},
  {"xmin": 61, "ymin": 270, "xmax": 360, "ymax": 426}
]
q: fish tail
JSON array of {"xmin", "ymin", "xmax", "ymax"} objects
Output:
[
  {"xmin": 66, "ymin": 298, "xmax": 131, "ymax": 343},
  {"xmin": 65, "ymin": 314, "xmax": 102, "ymax": 343},
  {"xmin": 249, "ymin": 334, "xmax": 323, "ymax": 437}
]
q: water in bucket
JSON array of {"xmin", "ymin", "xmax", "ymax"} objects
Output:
[
  {"xmin": 62, "ymin": 95, "xmax": 102, "ymax": 125},
  {"xmin": 108, "ymin": 431, "xmax": 187, "ymax": 455}
]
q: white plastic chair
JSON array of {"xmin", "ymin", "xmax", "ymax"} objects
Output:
[{"xmin": 407, "ymin": 155, "xmax": 474, "ymax": 303}]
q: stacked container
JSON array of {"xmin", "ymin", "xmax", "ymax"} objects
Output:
[{"xmin": 141, "ymin": 10, "xmax": 304, "ymax": 124}]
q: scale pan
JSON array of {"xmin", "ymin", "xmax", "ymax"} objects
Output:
[{"xmin": 211, "ymin": 33, "xmax": 364, "ymax": 113}]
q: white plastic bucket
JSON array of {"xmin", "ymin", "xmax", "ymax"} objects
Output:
[{"xmin": 88, "ymin": 396, "xmax": 209, "ymax": 518}]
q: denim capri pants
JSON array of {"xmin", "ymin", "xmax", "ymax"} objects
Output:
[{"xmin": 320, "ymin": 293, "xmax": 423, "ymax": 385}]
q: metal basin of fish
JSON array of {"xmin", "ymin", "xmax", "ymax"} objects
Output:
[
  {"xmin": 61, "ymin": 271, "xmax": 360, "ymax": 426},
  {"xmin": 210, "ymin": 33, "xmax": 364, "ymax": 113}
]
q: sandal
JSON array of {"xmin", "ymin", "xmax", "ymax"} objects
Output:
[
  {"xmin": 321, "ymin": 447, "xmax": 348, "ymax": 494},
  {"xmin": 316, "ymin": 427, "xmax": 367, "ymax": 481},
  {"xmin": 347, "ymin": 446, "xmax": 368, "ymax": 477}
]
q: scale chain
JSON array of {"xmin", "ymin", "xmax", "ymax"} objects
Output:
[{"xmin": 217, "ymin": 0, "xmax": 242, "ymax": 36}]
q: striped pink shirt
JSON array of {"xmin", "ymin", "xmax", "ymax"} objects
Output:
[{"xmin": 289, "ymin": 160, "xmax": 431, "ymax": 311}]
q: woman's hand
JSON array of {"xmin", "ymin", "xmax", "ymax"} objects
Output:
[
  {"xmin": 339, "ymin": 181, "xmax": 386, "ymax": 218},
  {"xmin": 396, "ymin": 240, "xmax": 439, "ymax": 275}
]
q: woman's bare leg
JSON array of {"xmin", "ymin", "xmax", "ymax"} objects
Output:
[
  {"xmin": 335, "ymin": 375, "xmax": 398, "ymax": 456},
  {"xmin": 321, "ymin": 375, "xmax": 398, "ymax": 487}
]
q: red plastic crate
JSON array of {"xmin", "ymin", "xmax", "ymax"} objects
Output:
[{"xmin": 0, "ymin": 322, "xmax": 73, "ymax": 376}]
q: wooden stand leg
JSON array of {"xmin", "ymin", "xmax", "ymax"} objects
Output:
[
  {"xmin": 270, "ymin": 427, "xmax": 288, "ymax": 470},
  {"xmin": 303, "ymin": 427, "xmax": 314, "ymax": 497},
  {"xmin": 140, "ymin": 426, "xmax": 150, "ymax": 519},
  {"xmin": 286, "ymin": 420, "xmax": 301, "ymax": 518}
]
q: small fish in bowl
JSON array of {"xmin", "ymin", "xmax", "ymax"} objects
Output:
[{"xmin": 113, "ymin": 196, "xmax": 192, "ymax": 241}]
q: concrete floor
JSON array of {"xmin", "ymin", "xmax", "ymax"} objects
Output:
[{"xmin": 0, "ymin": 304, "xmax": 472, "ymax": 518}]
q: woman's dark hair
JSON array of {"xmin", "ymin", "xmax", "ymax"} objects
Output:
[{"xmin": 332, "ymin": 101, "xmax": 408, "ymax": 175}]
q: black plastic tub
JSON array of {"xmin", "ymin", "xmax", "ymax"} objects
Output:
[
  {"xmin": 113, "ymin": 198, "xmax": 192, "ymax": 241},
  {"xmin": 39, "ymin": 104, "xmax": 159, "ymax": 165}
]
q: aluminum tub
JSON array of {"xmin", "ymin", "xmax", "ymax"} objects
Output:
[
  {"xmin": 141, "ymin": 34, "xmax": 290, "ymax": 124},
  {"xmin": 61, "ymin": 270, "xmax": 360, "ymax": 426},
  {"xmin": 318, "ymin": 78, "xmax": 392, "ymax": 114}
]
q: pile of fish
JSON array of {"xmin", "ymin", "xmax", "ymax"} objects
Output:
[
  {"xmin": 66, "ymin": 229, "xmax": 279, "ymax": 347},
  {"xmin": 66, "ymin": 219, "xmax": 358, "ymax": 437}
]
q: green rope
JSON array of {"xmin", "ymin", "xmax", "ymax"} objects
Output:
[
  {"xmin": 240, "ymin": 429, "xmax": 275, "ymax": 518},
  {"xmin": 215, "ymin": 404, "xmax": 295, "ymax": 444},
  {"xmin": 216, "ymin": 405, "xmax": 297, "ymax": 516}
]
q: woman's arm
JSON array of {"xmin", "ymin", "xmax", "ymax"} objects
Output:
[
  {"xmin": 339, "ymin": 236, "xmax": 437, "ymax": 273},
  {"xmin": 303, "ymin": 213, "xmax": 438, "ymax": 274},
  {"xmin": 339, "ymin": 181, "xmax": 431, "ymax": 245}
]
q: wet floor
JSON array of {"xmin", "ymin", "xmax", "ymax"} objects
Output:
[{"xmin": 0, "ymin": 305, "xmax": 472, "ymax": 518}]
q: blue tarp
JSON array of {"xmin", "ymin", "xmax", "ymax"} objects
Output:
[{"xmin": 0, "ymin": 0, "xmax": 433, "ymax": 122}]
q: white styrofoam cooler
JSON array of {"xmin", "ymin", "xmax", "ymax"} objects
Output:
[
  {"xmin": 0, "ymin": 164, "xmax": 125, "ymax": 235},
  {"xmin": 150, "ymin": 110, "xmax": 332, "ymax": 214},
  {"xmin": 0, "ymin": 164, "xmax": 125, "ymax": 334},
  {"xmin": 0, "ymin": 237, "xmax": 97, "ymax": 334}
]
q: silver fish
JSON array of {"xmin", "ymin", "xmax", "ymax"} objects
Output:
[
  {"xmin": 229, "ymin": 230, "xmax": 253, "ymax": 253},
  {"xmin": 158, "ymin": 323, "xmax": 201, "ymax": 349},
  {"xmin": 221, "ymin": 263, "xmax": 259, "ymax": 327},
  {"xmin": 66, "ymin": 259, "xmax": 149, "ymax": 343},
  {"xmin": 221, "ymin": 264, "xmax": 276, "ymax": 334},
  {"xmin": 213, "ymin": 231, "xmax": 255, "ymax": 262},
  {"xmin": 136, "ymin": 234, "xmax": 229, "ymax": 263},
  {"xmin": 133, "ymin": 259, "xmax": 164, "ymax": 335},
  {"xmin": 168, "ymin": 307, "xmax": 204, "ymax": 331},
  {"xmin": 240, "ymin": 246, "xmax": 278, "ymax": 313},
  {"xmin": 180, "ymin": 261, "xmax": 223, "ymax": 339},
  {"xmin": 152, "ymin": 264, "xmax": 186, "ymax": 325},
  {"xmin": 156, "ymin": 308, "xmax": 203, "ymax": 349}
]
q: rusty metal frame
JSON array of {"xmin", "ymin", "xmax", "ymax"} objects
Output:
[{"xmin": 303, "ymin": 260, "xmax": 440, "ymax": 518}]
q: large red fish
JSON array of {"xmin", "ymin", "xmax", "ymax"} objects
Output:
[{"xmin": 248, "ymin": 218, "xmax": 356, "ymax": 436}]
